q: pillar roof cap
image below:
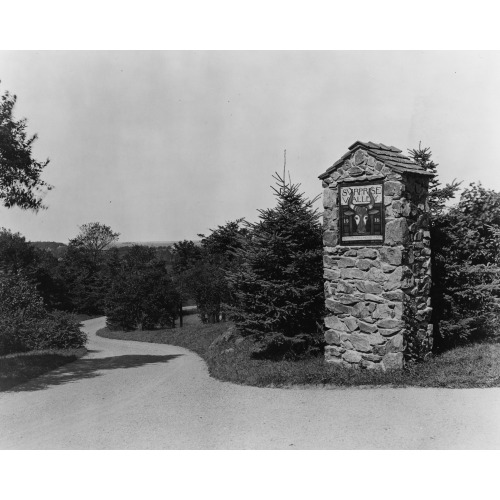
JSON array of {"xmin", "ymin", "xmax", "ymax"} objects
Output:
[{"xmin": 319, "ymin": 141, "xmax": 435, "ymax": 180}]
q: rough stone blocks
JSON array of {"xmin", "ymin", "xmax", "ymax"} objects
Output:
[{"xmin": 321, "ymin": 147, "xmax": 433, "ymax": 370}]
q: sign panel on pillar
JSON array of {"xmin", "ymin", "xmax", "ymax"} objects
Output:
[{"xmin": 339, "ymin": 182, "xmax": 384, "ymax": 245}]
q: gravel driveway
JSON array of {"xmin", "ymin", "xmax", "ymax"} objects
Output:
[{"xmin": 1, "ymin": 317, "xmax": 499, "ymax": 449}]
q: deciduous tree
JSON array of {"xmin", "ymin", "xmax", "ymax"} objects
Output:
[
  {"xmin": 69, "ymin": 222, "xmax": 120, "ymax": 266},
  {"xmin": 410, "ymin": 144, "xmax": 500, "ymax": 350},
  {"xmin": 105, "ymin": 245, "xmax": 179, "ymax": 331},
  {"xmin": 0, "ymin": 85, "xmax": 52, "ymax": 210}
]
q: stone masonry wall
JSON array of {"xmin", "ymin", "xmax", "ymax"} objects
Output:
[{"xmin": 322, "ymin": 149, "xmax": 432, "ymax": 370}]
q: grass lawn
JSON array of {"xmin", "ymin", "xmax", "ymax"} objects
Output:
[
  {"xmin": 98, "ymin": 321, "xmax": 500, "ymax": 389},
  {"xmin": 0, "ymin": 347, "xmax": 87, "ymax": 391}
]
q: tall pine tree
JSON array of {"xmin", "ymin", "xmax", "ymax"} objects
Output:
[
  {"xmin": 407, "ymin": 142, "xmax": 460, "ymax": 216},
  {"xmin": 227, "ymin": 171, "xmax": 324, "ymax": 345}
]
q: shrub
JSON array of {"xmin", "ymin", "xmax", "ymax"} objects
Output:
[
  {"xmin": 57, "ymin": 244, "xmax": 108, "ymax": 315},
  {"xmin": 194, "ymin": 219, "xmax": 249, "ymax": 323},
  {"xmin": 140, "ymin": 274, "xmax": 180, "ymax": 330},
  {"xmin": 184, "ymin": 261, "xmax": 229, "ymax": 323},
  {"xmin": 410, "ymin": 146, "xmax": 500, "ymax": 351},
  {"xmin": 431, "ymin": 183, "xmax": 500, "ymax": 349},
  {"xmin": 0, "ymin": 273, "xmax": 86, "ymax": 355},
  {"xmin": 34, "ymin": 311, "xmax": 86, "ymax": 350},
  {"xmin": 105, "ymin": 246, "xmax": 179, "ymax": 330},
  {"xmin": 0, "ymin": 227, "xmax": 69, "ymax": 310},
  {"xmin": 171, "ymin": 220, "xmax": 248, "ymax": 324},
  {"xmin": 408, "ymin": 146, "xmax": 500, "ymax": 352},
  {"xmin": 105, "ymin": 273, "xmax": 145, "ymax": 330}
]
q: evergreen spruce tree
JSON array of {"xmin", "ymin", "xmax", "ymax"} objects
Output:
[
  {"xmin": 407, "ymin": 142, "xmax": 460, "ymax": 216},
  {"xmin": 227, "ymin": 172, "xmax": 324, "ymax": 359}
]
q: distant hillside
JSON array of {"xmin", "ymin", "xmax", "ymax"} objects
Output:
[
  {"xmin": 31, "ymin": 240, "xmax": 201, "ymax": 252},
  {"xmin": 30, "ymin": 241, "xmax": 68, "ymax": 258},
  {"xmin": 112, "ymin": 240, "xmax": 201, "ymax": 248},
  {"xmin": 31, "ymin": 241, "xmax": 66, "ymax": 250},
  {"xmin": 30, "ymin": 239, "xmax": 201, "ymax": 265}
]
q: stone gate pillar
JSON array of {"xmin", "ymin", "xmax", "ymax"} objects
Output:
[{"xmin": 319, "ymin": 141, "xmax": 433, "ymax": 370}]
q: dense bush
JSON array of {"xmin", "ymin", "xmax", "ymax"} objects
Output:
[
  {"xmin": 431, "ymin": 183, "xmax": 500, "ymax": 349},
  {"xmin": 57, "ymin": 243, "xmax": 108, "ymax": 315},
  {"xmin": 409, "ymin": 146, "xmax": 500, "ymax": 351},
  {"xmin": 0, "ymin": 228, "xmax": 69, "ymax": 310},
  {"xmin": 184, "ymin": 262, "xmax": 229, "ymax": 323},
  {"xmin": 226, "ymin": 172, "xmax": 324, "ymax": 358},
  {"xmin": 171, "ymin": 221, "xmax": 248, "ymax": 325},
  {"xmin": 105, "ymin": 246, "xmax": 179, "ymax": 331},
  {"xmin": 0, "ymin": 273, "xmax": 86, "ymax": 355},
  {"xmin": 189, "ymin": 219, "xmax": 248, "ymax": 323},
  {"xmin": 198, "ymin": 218, "xmax": 248, "ymax": 264},
  {"xmin": 35, "ymin": 310, "xmax": 86, "ymax": 349}
]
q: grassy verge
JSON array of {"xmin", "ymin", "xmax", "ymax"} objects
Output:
[
  {"xmin": 97, "ymin": 323, "xmax": 500, "ymax": 388},
  {"xmin": 0, "ymin": 347, "xmax": 87, "ymax": 391}
]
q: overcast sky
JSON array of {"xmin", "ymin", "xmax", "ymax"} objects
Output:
[{"xmin": 1, "ymin": 51, "xmax": 499, "ymax": 243}]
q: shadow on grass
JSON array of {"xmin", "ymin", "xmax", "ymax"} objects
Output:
[{"xmin": 4, "ymin": 353, "xmax": 183, "ymax": 393}]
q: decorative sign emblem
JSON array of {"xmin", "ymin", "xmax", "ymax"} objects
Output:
[{"xmin": 339, "ymin": 182, "xmax": 384, "ymax": 245}]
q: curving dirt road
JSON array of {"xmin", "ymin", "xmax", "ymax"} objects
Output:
[{"xmin": 1, "ymin": 317, "xmax": 499, "ymax": 449}]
